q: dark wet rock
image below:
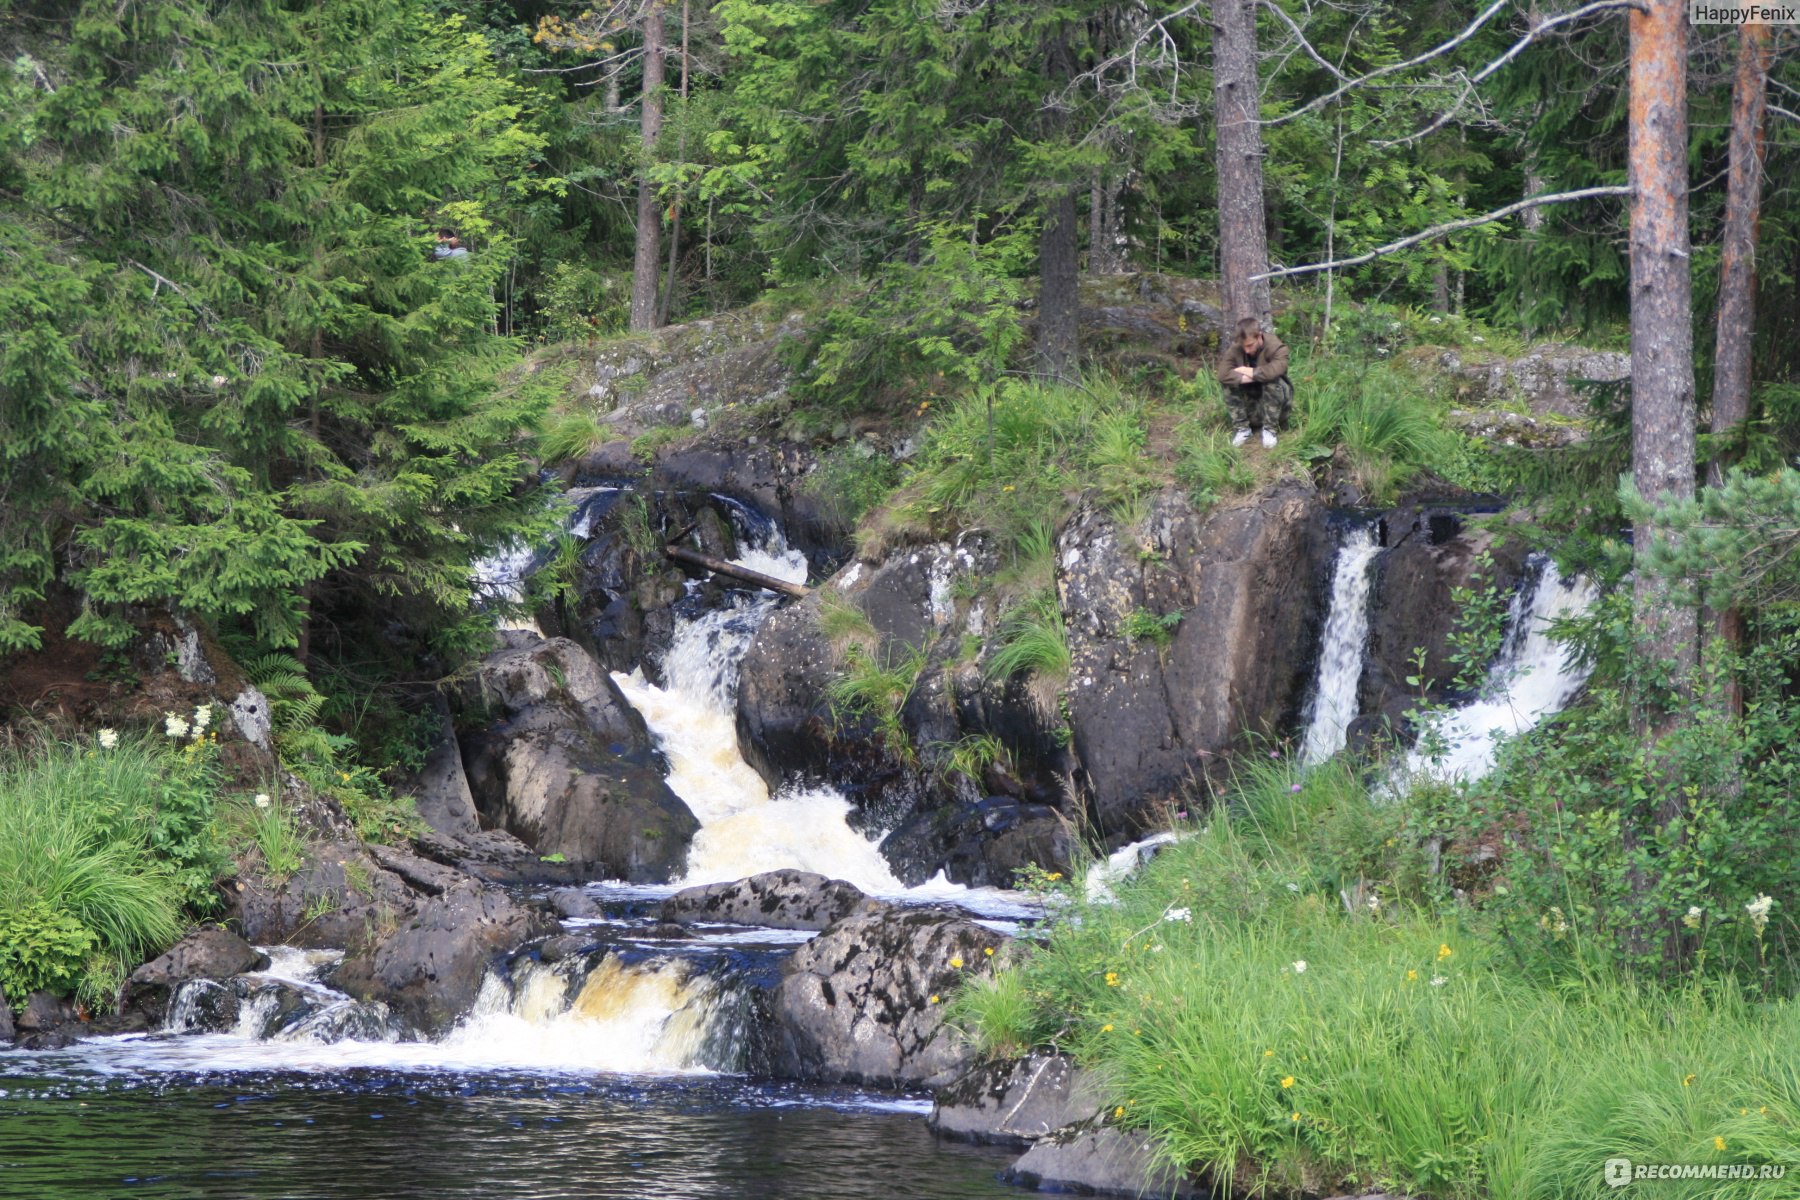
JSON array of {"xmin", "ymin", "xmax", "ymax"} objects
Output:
[
  {"xmin": 550, "ymin": 887, "xmax": 602, "ymax": 919},
  {"xmin": 881, "ymin": 800, "xmax": 1071, "ymax": 891},
  {"xmin": 734, "ymin": 590, "xmax": 839, "ymax": 789},
  {"xmin": 538, "ymin": 934, "xmax": 594, "ymax": 964},
  {"xmin": 331, "ymin": 879, "xmax": 555, "ymax": 1037},
  {"xmin": 160, "ymin": 977, "xmax": 241, "ymax": 1033},
  {"xmin": 414, "ymin": 699, "xmax": 479, "ymax": 838},
  {"xmin": 931, "ymin": 1054, "xmax": 1104, "ymax": 1148},
  {"xmin": 14, "ymin": 1029, "xmax": 76, "ymax": 1051},
  {"xmin": 228, "ymin": 841, "xmax": 421, "ymax": 950},
  {"xmin": 660, "ymin": 870, "xmax": 889, "ymax": 931},
  {"xmin": 0, "ymin": 984, "xmax": 11, "ymax": 1043},
  {"xmin": 1059, "ymin": 485, "xmax": 1331, "ymax": 834},
  {"xmin": 1003, "ymin": 1125, "xmax": 1205, "ymax": 1199},
  {"xmin": 768, "ymin": 907, "xmax": 1007, "ymax": 1089},
  {"xmin": 456, "ymin": 634, "xmax": 698, "ymax": 881},
  {"xmin": 637, "ymin": 923, "xmax": 693, "ymax": 941},
  {"xmin": 1358, "ymin": 511, "xmax": 1532, "ymax": 739},
  {"xmin": 14, "ymin": 990, "xmax": 74, "ymax": 1033},
  {"xmin": 124, "ymin": 929, "xmax": 270, "ymax": 1026},
  {"xmin": 410, "ymin": 827, "xmax": 595, "ymax": 887}
]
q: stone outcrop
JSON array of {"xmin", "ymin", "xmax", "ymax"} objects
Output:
[
  {"xmin": 1004, "ymin": 1126, "xmax": 1206, "ymax": 1199},
  {"xmin": 768, "ymin": 906, "xmax": 1007, "ymax": 1088},
  {"xmin": 0, "ymin": 984, "xmax": 11, "ymax": 1043},
  {"xmin": 456, "ymin": 634, "xmax": 698, "ymax": 881},
  {"xmin": 660, "ymin": 870, "xmax": 889, "ymax": 931},
  {"xmin": 930, "ymin": 1053, "xmax": 1104, "ymax": 1147},
  {"xmin": 1058, "ymin": 485, "xmax": 1331, "ymax": 832},
  {"xmin": 123, "ymin": 929, "xmax": 270, "ymax": 1026},
  {"xmin": 1434, "ymin": 343, "xmax": 1629, "ymax": 421}
]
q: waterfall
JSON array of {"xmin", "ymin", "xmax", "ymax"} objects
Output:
[
  {"xmin": 1400, "ymin": 555, "xmax": 1597, "ymax": 783},
  {"xmin": 610, "ymin": 506, "xmax": 914, "ymax": 894},
  {"xmin": 1298, "ymin": 523, "xmax": 1383, "ymax": 765},
  {"xmin": 469, "ymin": 486, "xmax": 620, "ymax": 629}
]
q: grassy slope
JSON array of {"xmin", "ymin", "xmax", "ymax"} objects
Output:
[{"xmin": 953, "ymin": 761, "xmax": 1800, "ymax": 1200}]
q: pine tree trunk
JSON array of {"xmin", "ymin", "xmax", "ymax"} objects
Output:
[
  {"xmin": 1625, "ymin": 0, "xmax": 1696, "ymax": 962},
  {"xmin": 1089, "ymin": 168, "xmax": 1128, "ymax": 275},
  {"xmin": 1213, "ymin": 0, "xmax": 1271, "ymax": 331},
  {"xmin": 1037, "ymin": 188, "xmax": 1081, "ymax": 378},
  {"xmin": 629, "ymin": 1, "xmax": 666, "ymax": 333}
]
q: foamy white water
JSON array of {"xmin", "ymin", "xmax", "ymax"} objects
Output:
[
  {"xmin": 1401, "ymin": 556, "xmax": 1597, "ymax": 783},
  {"xmin": 1084, "ymin": 831, "xmax": 1184, "ymax": 904},
  {"xmin": 1299, "ymin": 523, "xmax": 1382, "ymax": 765}
]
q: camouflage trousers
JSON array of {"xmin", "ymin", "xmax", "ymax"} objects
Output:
[{"xmin": 1223, "ymin": 375, "xmax": 1293, "ymax": 430}]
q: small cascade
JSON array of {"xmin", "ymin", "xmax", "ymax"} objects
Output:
[
  {"xmin": 1298, "ymin": 523, "xmax": 1383, "ymax": 765},
  {"xmin": 1401, "ymin": 554, "xmax": 1597, "ymax": 783},
  {"xmin": 163, "ymin": 949, "xmax": 404, "ymax": 1046},
  {"xmin": 610, "ymin": 507, "xmax": 914, "ymax": 894},
  {"xmin": 470, "ymin": 486, "xmax": 621, "ymax": 627}
]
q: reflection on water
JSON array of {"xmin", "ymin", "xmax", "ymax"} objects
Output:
[{"xmin": 0, "ymin": 1065, "xmax": 1018, "ymax": 1200}]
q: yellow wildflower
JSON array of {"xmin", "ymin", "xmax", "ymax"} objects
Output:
[
  {"xmin": 928, "ymin": 994, "xmax": 940, "ymax": 1004},
  {"xmin": 1281, "ymin": 1076, "xmax": 1295, "ymax": 1089},
  {"xmin": 1104, "ymin": 972, "xmax": 1120, "ymax": 987},
  {"xmin": 984, "ymin": 947, "xmax": 995, "ymax": 957},
  {"xmin": 1263, "ymin": 1050, "xmax": 1274, "ymax": 1058},
  {"xmin": 1406, "ymin": 969, "xmax": 1419, "ymax": 981},
  {"xmin": 1715, "ymin": 1136, "xmax": 1727, "ymax": 1152},
  {"xmin": 1101, "ymin": 1024, "xmax": 1114, "ymax": 1033},
  {"xmin": 949, "ymin": 956, "xmax": 964, "ymax": 969},
  {"xmin": 1290, "ymin": 1112, "xmax": 1301, "ymax": 1122},
  {"xmin": 1683, "ymin": 1074, "xmax": 1696, "ymax": 1087},
  {"xmin": 1114, "ymin": 1106, "xmax": 1125, "ymax": 1119},
  {"xmin": 1437, "ymin": 943, "xmax": 1453, "ymax": 960}
]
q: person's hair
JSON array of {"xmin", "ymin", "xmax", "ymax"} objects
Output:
[
  {"xmin": 1236, "ymin": 317, "xmax": 1262, "ymax": 339},
  {"xmin": 437, "ymin": 226, "xmax": 456, "ymax": 238}
]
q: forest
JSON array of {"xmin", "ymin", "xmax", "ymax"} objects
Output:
[{"xmin": 3, "ymin": 1, "xmax": 1800, "ymax": 1197}]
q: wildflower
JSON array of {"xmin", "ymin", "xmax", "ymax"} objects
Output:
[
  {"xmin": 1290, "ymin": 784, "xmax": 1302, "ymax": 793},
  {"xmin": 1290, "ymin": 1112, "xmax": 1301, "ymax": 1122},
  {"xmin": 949, "ymin": 956, "xmax": 964, "ymax": 969},
  {"xmin": 1114, "ymin": 1106, "xmax": 1126, "ymax": 1119},
  {"xmin": 164, "ymin": 713, "xmax": 190, "ymax": 740},
  {"xmin": 1280, "ymin": 1076, "xmax": 1295, "ymax": 1089},
  {"xmin": 984, "ymin": 947, "xmax": 994, "ymax": 957},
  {"xmin": 1105, "ymin": 972, "xmax": 1121, "ymax": 987},
  {"xmin": 1746, "ymin": 894, "xmax": 1774, "ymax": 934},
  {"xmin": 1430, "ymin": 975, "xmax": 1447, "ymax": 988},
  {"xmin": 253, "ymin": 793, "xmax": 272, "ymax": 810},
  {"xmin": 1406, "ymin": 970, "xmax": 1418, "ymax": 982},
  {"xmin": 1175, "ymin": 810, "xmax": 1188, "ymax": 820},
  {"xmin": 1367, "ymin": 894, "xmax": 1381, "ymax": 914},
  {"xmin": 1437, "ymin": 943, "xmax": 1453, "ymax": 960},
  {"xmin": 97, "ymin": 729, "xmax": 119, "ymax": 750},
  {"xmin": 1715, "ymin": 1136, "xmax": 1727, "ymax": 1152},
  {"xmin": 1163, "ymin": 906, "xmax": 1192, "ymax": 923},
  {"xmin": 1264, "ymin": 1050, "xmax": 1274, "ymax": 1058},
  {"xmin": 191, "ymin": 703, "xmax": 212, "ymax": 733},
  {"xmin": 1472, "ymin": 335, "xmax": 1485, "ymax": 344},
  {"xmin": 1291, "ymin": 960, "xmax": 1307, "ymax": 974},
  {"xmin": 1286, "ymin": 883, "xmax": 1300, "ymax": 893},
  {"xmin": 1538, "ymin": 908, "xmax": 1569, "ymax": 936},
  {"xmin": 1045, "ymin": 872, "xmax": 1063, "ymax": 882},
  {"xmin": 1269, "ymin": 750, "xmax": 1280, "ymax": 759},
  {"xmin": 1101, "ymin": 1024, "xmax": 1114, "ymax": 1033},
  {"xmin": 1002, "ymin": 485, "xmax": 1015, "ymax": 493},
  {"xmin": 1683, "ymin": 1074, "xmax": 1696, "ymax": 1088},
  {"xmin": 1683, "ymin": 906, "xmax": 1704, "ymax": 930},
  {"xmin": 1760, "ymin": 1107, "xmax": 1768, "ymax": 1115},
  {"xmin": 928, "ymin": 994, "xmax": 940, "ymax": 1004}
]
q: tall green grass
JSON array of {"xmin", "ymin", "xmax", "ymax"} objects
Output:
[
  {"xmin": 955, "ymin": 761, "xmax": 1800, "ymax": 1199},
  {"xmin": 0, "ymin": 735, "xmax": 194, "ymax": 1006},
  {"xmin": 1292, "ymin": 355, "xmax": 1456, "ymax": 503}
]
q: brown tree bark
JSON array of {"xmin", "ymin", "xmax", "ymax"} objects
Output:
[
  {"xmin": 1213, "ymin": 0, "xmax": 1272, "ymax": 331},
  {"xmin": 1037, "ymin": 188, "xmax": 1082, "ymax": 378},
  {"xmin": 629, "ymin": 0, "xmax": 666, "ymax": 332},
  {"xmin": 1088, "ymin": 168, "xmax": 1129, "ymax": 275},
  {"xmin": 1624, "ymin": 0, "xmax": 1696, "ymax": 963},
  {"xmin": 1706, "ymin": 20, "xmax": 1771, "ymax": 717}
]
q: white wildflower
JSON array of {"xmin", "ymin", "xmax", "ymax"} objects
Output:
[
  {"xmin": 1430, "ymin": 975, "xmax": 1448, "ymax": 988},
  {"xmin": 97, "ymin": 728, "xmax": 119, "ymax": 750},
  {"xmin": 1683, "ymin": 905, "xmax": 1704, "ymax": 930},
  {"xmin": 210, "ymin": 375, "xmax": 228, "ymax": 388},
  {"xmin": 1746, "ymin": 894, "xmax": 1774, "ymax": 934},
  {"xmin": 1291, "ymin": 960, "xmax": 1308, "ymax": 975},
  {"xmin": 1367, "ymin": 894, "xmax": 1381, "ymax": 914},
  {"xmin": 1163, "ymin": 906, "xmax": 1192, "ymax": 923},
  {"xmin": 164, "ymin": 712, "xmax": 190, "ymax": 740},
  {"xmin": 1472, "ymin": 335, "xmax": 1485, "ymax": 344},
  {"xmin": 1286, "ymin": 882, "xmax": 1301, "ymax": 893},
  {"xmin": 253, "ymin": 793, "xmax": 272, "ymax": 810},
  {"xmin": 191, "ymin": 703, "xmax": 212, "ymax": 732}
]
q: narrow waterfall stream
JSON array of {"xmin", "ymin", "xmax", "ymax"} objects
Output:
[
  {"xmin": 1400, "ymin": 554, "xmax": 1598, "ymax": 783},
  {"xmin": 1298, "ymin": 522, "xmax": 1383, "ymax": 765}
]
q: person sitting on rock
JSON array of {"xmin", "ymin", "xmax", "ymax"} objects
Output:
[{"xmin": 1217, "ymin": 316, "xmax": 1292, "ymax": 448}]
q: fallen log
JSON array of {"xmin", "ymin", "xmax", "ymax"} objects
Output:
[{"xmin": 664, "ymin": 544, "xmax": 810, "ymax": 598}]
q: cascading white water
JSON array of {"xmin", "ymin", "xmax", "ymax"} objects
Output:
[
  {"xmin": 609, "ymin": 514, "xmax": 914, "ymax": 894},
  {"xmin": 1298, "ymin": 523, "xmax": 1383, "ymax": 765},
  {"xmin": 1400, "ymin": 555, "xmax": 1597, "ymax": 783},
  {"xmin": 470, "ymin": 486, "xmax": 620, "ymax": 630}
]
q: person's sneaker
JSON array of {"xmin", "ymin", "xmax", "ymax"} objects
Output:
[
  {"xmin": 1232, "ymin": 428, "xmax": 1252, "ymax": 447},
  {"xmin": 1261, "ymin": 428, "xmax": 1278, "ymax": 449}
]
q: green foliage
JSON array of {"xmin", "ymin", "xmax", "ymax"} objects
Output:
[
  {"xmin": 617, "ymin": 495, "xmax": 662, "ymax": 561},
  {"xmin": 803, "ymin": 444, "xmax": 901, "ymax": 532},
  {"xmin": 1628, "ymin": 465, "xmax": 1800, "ymax": 611},
  {"xmin": 934, "ymin": 733, "xmax": 1012, "ymax": 788},
  {"xmin": 0, "ymin": 1, "xmax": 556, "ymax": 660},
  {"xmin": 1173, "ymin": 421, "xmax": 1257, "ymax": 508},
  {"xmin": 817, "ymin": 589, "xmax": 879, "ymax": 656},
  {"xmin": 0, "ymin": 733, "xmax": 218, "ymax": 1007},
  {"xmin": 826, "ymin": 644, "xmax": 927, "ymax": 760},
  {"xmin": 238, "ymin": 795, "xmax": 306, "ymax": 885},
  {"xmin": 1124, "ymin": 608, "xmax": 1183, "ymax": 649},
  {"xmin": 958, "ymin": 760, "xmax": 1800, "ymax": 1199},
  {"xmin": 1292, "ymin": 353, "xmax": 1456, "ymax": 504},
  {"xmin": 987, "ymin": 590, "xmax": 1071, "ymax": 684},
  {"xmin": 539, "ymin": 410, "xmax": 612, "ymax": 464}
]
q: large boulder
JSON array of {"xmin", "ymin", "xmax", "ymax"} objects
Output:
[
  {"xmin": 1059, "ymin": 485, "xmax": 1331, "ymax": 833},
  {"xmin": 1004, "ymin": 1126, "xmax": 1206, "ymax": 1199},
  {"xmin": 768, "ymin": 907, "xmax": 1007, "ymax": 1088},
  {"xmin": 124, "ymin": 929, "xmax": 270, "ymax": 1026},
  {"xmin": 660, "ymin": 870, "xmax": 889, "ymax": 931},
  {"xmin": 413, "ymin": 700, "xmax": 479, "ymax": 838},
  {"xmin": 0, "ymin": 983, "xmax": 12, "ymax": 1043},
  {"xmin": 457, "ymin": 634, "xmax": 698, "ymax": 881},
  {"xmin": 1433, "ymin": 343, "xmax": 1629, "ymax": 421},
  {"xmin": 331, "ymin": 877, "xmax": 554, "ymax": 1037},
  {"xmin": 930, "ymin": 1053, "xmax": 1104, "ymax": 1147},
  {"xmin": 229, "ymin": 840, "xmax": 425, "ymax": 949}
]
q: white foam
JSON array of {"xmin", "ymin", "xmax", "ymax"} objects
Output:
[{"xmin": 1300, "ymin": 524, "xmax": 1382, "ymax": 765}]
